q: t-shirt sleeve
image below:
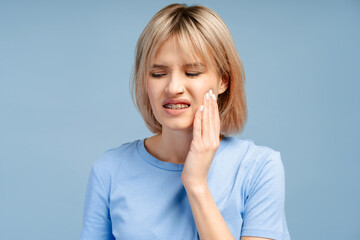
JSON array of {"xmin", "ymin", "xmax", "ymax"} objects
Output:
[
  {"xmin": 80, "ymin": 163, "xmax": 115, "ymax": 240},
  {"xmin": 241, "ymin": 150, "xmax": 291, "ymax": 240}
]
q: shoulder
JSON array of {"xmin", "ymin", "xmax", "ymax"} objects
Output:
[
  {"xmin": 222, "ymin": 136, "xmax": 280, "ymax": 162},
  {"xmin": 92, "ymin": 138, "xmax": 142, "ymax": 175},
  {"xmin": 245, "ymin": 138, "xmax": 283, "ymax": 171},
  {"xmin": 229, "ymin": 138, "xmax": 285, "ymax": 199},
  {"xmin": 223, "ymin": 136, "xmax": 284, "ymax": 180}
]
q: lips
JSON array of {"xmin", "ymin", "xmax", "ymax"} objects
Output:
[{"xmin": 162, "ymin": 98, "xmax": 191, "ymax": 107}]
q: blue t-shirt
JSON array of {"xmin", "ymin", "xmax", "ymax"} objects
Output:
[{"xmin": 80, "ymin": 136, "xmax": 290, "ymax": 240}]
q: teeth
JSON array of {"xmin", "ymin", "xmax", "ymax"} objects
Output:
[{"xmin": 164, "ymin": 104, "xmax": 189, "ymax": 109}]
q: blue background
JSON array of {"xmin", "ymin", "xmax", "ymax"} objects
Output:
[{"xmin": 1, "ymin": 0, "xmax": 359, "ymax": 239}]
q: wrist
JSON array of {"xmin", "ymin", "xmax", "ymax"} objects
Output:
[{"xmin": 183, "ymin": 180, "xmax": 208, "ymax": 195}]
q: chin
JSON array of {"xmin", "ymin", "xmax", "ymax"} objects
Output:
[
  {"xmin": 161, "ymin": 119, "xmax": 193, "ymax": 131},
  {"xmin": 155, "ymin": 110, "xmax": 195, "ymax": 131}
]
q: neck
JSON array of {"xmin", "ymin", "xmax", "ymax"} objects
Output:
[
  {"xmin": 145, "ymin": 127, "xmax": 224, "ymax": 165},
  {"xmin": 145, "ymin": 127, "xmax": 193, "ymax": 165}
]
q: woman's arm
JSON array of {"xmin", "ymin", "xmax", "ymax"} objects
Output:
[
  {"xmin": 182, "ymin": 91, "xmax": 236, "ymax": 239},
  {"xmin": 80, "ymin": 163, "xmax": 114, "ymax": 240},
  {"xmin": 182, "ymin": 91, "xmax": 284, "ymax": 240},
  {"xmin": 241, "ymin": 237, "xmax": 272, "ymax": 240},
  {"xmin": 184, "ymin": 183, "xmax": 235, "ymax": 240},
  {"xmin": 185, "ymin": 184, "xmax": 274, "ymax": 240}
]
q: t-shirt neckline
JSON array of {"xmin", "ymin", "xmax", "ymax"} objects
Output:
[{"xmin": 137, "ymin": 136, "xmax": 230, "ymax": 171}]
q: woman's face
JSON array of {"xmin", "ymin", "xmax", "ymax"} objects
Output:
[{"xmin": 147, "ymin": 36, "xmax": 228, "ymax": 132}]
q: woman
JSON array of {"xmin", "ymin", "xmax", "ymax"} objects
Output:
[{"xmin": 80, "ymin": 3, "xmax": 290, "ymax": 240}]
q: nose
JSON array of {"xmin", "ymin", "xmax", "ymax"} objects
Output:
[{"xmin": 165, "ymin": 72, "xmax": 185, "ymax": 96}]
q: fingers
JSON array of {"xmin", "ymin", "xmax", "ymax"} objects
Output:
[
  {"xmin": 208, "ymin": 90, "xmax": 215, "ymax": 142},
  {"xmin": 198, "ymin": 89, "xmax": 220, "ymax": 143},
  {"xmin": 192, "ymin": 88, "xmax": 220, "ymax": 145},
  {"xmin": 202, "ymin": 91, "xmax": 209, "ymax": 140},
  {"xmin": 193, "ymin": 104, "xmax": 202, "ymax": 141},
  {"xmin": 214, "ymin": 93, "xmax": 220, "ymax": 137}
]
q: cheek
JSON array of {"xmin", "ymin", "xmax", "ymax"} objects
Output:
[
  {"xmin": 192, "ymin": 80, "xmax": 208, "ymax": 93},
  {"xmin": 146, "ymin": 83, "xmax": 162, "ymax": 108},
  {"xmin": 191, "ymin": 78, "xmax": 219, "ymax": 99}
]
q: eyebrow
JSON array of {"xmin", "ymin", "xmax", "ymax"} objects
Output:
[{"xmin": 150, "ymin": 63, "xmax": 205, "ymax": 69}]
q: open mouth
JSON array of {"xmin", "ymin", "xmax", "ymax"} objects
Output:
[{"xmin": 163, "ymin": 103, "xmax": 190, "ymax": 110}]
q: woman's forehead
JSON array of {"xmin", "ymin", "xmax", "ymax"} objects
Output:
[
  {"xmin": 150, "ymin": 50, "xmax": 214, "ymax": 71},
  {"xmin": 155, "ymin": 37, "xmax": 204, "ymax": 59},
  {"xmin": 150, "ymin": 62, "xmax": 206, "ymax": 70},
  {"xmin": 146, "ymin": 34, "xmax": 217, "ymax": 72}
]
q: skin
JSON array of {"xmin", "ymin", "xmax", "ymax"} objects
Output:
[
  {"xmin": 145, "ymin": 36, "xmax": 271, "ymax": 240},
  {"xmin": 145, "ymin": 36, "xmax": 228, "ymax": 169}
]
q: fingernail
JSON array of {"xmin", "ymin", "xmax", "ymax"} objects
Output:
[
  {"xmin": 200, "ymin": 105, "xmax": 204, "ymax": 112},
  {"xmin": 209, "ymin": 89, "xmax": 213, "ymax": 95},
  {"xmin": 206, "ymin": 93, "xmax": 209, "ymax": 100},
  {"xmin": 212, "ymin": 94, "xmax": 216, "ymax": 101}
]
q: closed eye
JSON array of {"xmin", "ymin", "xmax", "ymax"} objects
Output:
[
  {"xmin": 151, "ymin": 72, "xmax": 201, "ymax": 78},
  {"xmin": 151, "ymin": 73, "xmax": 166, "ymax": 78},
  {"xmin": 185, "ymin": 72, "xmax": 201, "ymax": 77}
]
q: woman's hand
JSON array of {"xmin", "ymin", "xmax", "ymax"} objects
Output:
[{"xmin": 181, "ymin": 89, "xmax": 221, "ymax": 190}]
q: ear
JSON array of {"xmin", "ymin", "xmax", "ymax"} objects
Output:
[{"xmin": 218, "ymin": 74, "xmax": 229, "ymax": 95}]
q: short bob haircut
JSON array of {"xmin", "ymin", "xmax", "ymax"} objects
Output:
[{"xmin": 131, "ymin": 3, "xmax": 247, "ymax": 136}]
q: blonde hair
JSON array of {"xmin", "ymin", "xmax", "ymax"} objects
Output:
[{"xmin": 131, "ymin": 3, "xmax": 247, "ymax": 136}]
